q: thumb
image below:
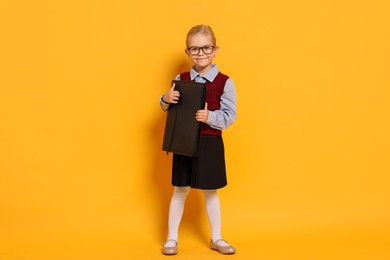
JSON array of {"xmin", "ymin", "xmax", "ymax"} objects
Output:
[
  {"xmin": 204, "ymin": 102, "xmax": 208, "ymax": 110},
  {"xmin": 170, "ymin": 83, "xmax": 176, "ymax": 91}
]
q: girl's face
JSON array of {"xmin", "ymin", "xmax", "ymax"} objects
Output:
[{"xmin": 186, "ymin": 33, "xmax": 218, "ymax": 74}]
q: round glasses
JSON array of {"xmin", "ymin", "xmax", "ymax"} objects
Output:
[{"xmin": 187, "ymin": 45, "xmax": 215, "ymax": 56}]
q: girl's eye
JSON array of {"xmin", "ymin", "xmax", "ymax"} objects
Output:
[{"xmin": 190, "ymin": 47, "xmax": 199, "ymax": 53}]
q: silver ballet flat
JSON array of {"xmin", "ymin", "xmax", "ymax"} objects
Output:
[
  {"xmin": 162, "ymin": 239, "xmax": 178, "ymax": 255},
  {"xmin": 210, "ymin": 239, "xmax": 236, "ymax": 254}
]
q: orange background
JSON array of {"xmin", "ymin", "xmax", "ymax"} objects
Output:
[{"xmin": 1, "ymin": 0, "xmax": 389, "ymax": 259}]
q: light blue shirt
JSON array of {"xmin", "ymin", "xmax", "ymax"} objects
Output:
[{"xmin": 160, "ymin": 65, "xmax": 236, "ymax": 130}]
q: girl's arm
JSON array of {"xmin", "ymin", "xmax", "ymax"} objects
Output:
[
  {"xmin": 160, "ymin": 75, "xmax": 181, "ymax": 111},
  {"xmin": 206, "ymin": 78, "xmax": 237, "ymax": 130}
]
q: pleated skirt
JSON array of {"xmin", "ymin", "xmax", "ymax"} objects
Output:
[{"xmin": 172, "ymin": 135, "xmax": 227, "ymax": 190}]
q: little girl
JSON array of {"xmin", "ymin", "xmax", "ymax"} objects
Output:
[{"xmin": 160, "ymin": 25, "xmax": 237, "ymax": 255}]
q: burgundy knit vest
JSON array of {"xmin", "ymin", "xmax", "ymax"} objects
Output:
[{"xmin": 180, "ymin": 71, "xmax": 229, "ymax": 135}]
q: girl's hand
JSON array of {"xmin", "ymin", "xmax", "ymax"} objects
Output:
[
  {"xmin": 195, "ymin": 103, "xmax": 208, "ymax": 122},
  {"xmin": 162, "ymin": 83, "xmax": 180, "ymax": 104}
]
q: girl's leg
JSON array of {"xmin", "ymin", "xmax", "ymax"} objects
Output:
[
  {"xmin": 165, "ymin": 186, "xmax": 190, "ymax": 246},
  {"xmin": 202, "ymin": 189, "xmax": 230, "ymax": 247},
  {"xmin": 203, "ymin": 189, "xmax": 236, "ymax": 254}
]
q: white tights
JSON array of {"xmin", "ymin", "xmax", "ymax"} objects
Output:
[{"xmin": 165, "ymin": 186, "xmax": 228, "ymax": 247}]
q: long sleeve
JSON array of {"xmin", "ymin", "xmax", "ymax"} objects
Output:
[
  {"xmin": 206, "ymin": 78, "xmax": 237, "ymax": 130},
  {"xmin": 160, "ymin": 95, "xmax": 170, "ymax": 111}
]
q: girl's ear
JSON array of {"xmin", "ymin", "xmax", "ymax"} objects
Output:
[{"xmin": 184, "ymin": 48, "xmax": 189, "ymax": 55}]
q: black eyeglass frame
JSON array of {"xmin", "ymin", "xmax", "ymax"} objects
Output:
[{"xmin": 187, "ymin": 45, "xmax": 216, "ymax": 56}]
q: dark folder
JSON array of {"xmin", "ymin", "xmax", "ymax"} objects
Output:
[{"xmin": 162, "ymin": 80, "xmax": 207, "ymax": 157}]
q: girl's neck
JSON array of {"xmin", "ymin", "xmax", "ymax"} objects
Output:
[{"xmin": 194, "ymin": 64, "xmax": 213, "ymax": 76}]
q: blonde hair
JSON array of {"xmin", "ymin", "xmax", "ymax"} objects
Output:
[{"xmin": 186, "ymin": 24, "xmax": 217, "ymax": 47}]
